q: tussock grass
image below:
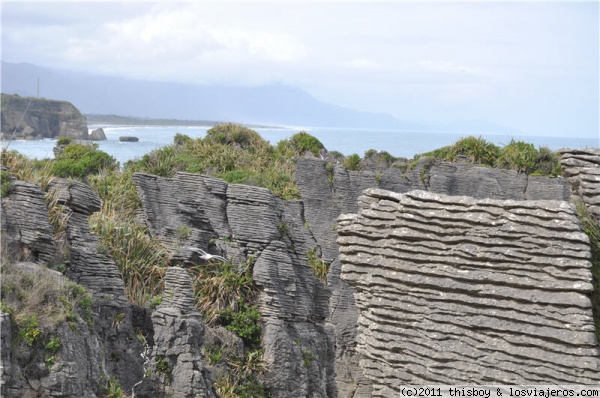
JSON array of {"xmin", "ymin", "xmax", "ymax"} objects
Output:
[
  {"xmin": 0, "ymin": 260, "xmax": 93, "ymax": 343},
  {"xmin": 190, "ymin": 258, "xmax": 258, "ymax": 326},
  {"xmin": 125, "ymin": 125, "xmax": 302, "ymax": 199},
  {"xmin": 89, "ymin": 209, "xmax": 168, "ymax": 306},
  {"xmin": 415, "ymin": 136, "xmax": 562, "ymax": 176}
]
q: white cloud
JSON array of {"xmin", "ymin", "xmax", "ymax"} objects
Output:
[
  {"xmin": 1, "ymin": 1, "xmax": 597, "ymax": 137},
  {"xmin": 57, "ymin": 4, "xmax": 308, "ymax": 83},
  {"xmin": 419, "ymin": 60, "xmax": 489, "ymax": 77},
  {"xmin": 346, "ymin": 59, "xmax": 381, "ymax": 70}
]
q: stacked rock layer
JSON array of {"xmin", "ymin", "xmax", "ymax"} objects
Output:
[
  {"xmin": 560, "ymin": 148, "xmax": 600, "ymax": 223},
  {"xmin": 338, "ymin": 188, "xmax": 600, "ymax": 394}
]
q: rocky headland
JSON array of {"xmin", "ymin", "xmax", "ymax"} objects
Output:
[
  {"xmin": 0, "ymin": 93, "xmax": 88, "ymax": 141},
  {"xmin": 0, "ymin": 131, "xmax": 599, "ymax": 397}
]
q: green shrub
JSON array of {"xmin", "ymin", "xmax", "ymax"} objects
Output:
[
  {"xmin": 0, "ymin": 261, "xmax": 94, "ymax": 345},
  {"xmin": 307, "ymin": 247, "xmax": 330, "ymax": 283},
  {"xmin": 45, "ymin": 336, "xmax": 61, "ymax": 353},
  {"xmin": 125, "ymin": 129, "xmax": 300, "ymax": 199},
  {"xmin": 220, "ymin": 302, "xmax": 262, "ymax": 348},
  {"xmin": 173, "ymin": 133, "xmax": 192, "ymax": 146},
  {"xmin": 343, "ymin": 154, "xmax": 362, "ymax": 171},
  {"xmin": 18, "ymin": 315, "xmax": 41, "ymax": 345},
  {"xmin": 364, "ymin": 149, "xmax": 377, "ymax": 158},
  {"xmin": 414, "ymin": 136, "xmax": 562, "ymax": 176},
  {"xmin": 533, "ymin": 146, "xmax": 563, "ymax": 176},
  {"xmin": 191, "ymin": 258, "xmax": 257, "ymax": 325},
  {"xmin": 90, "ymin": 213, "xmax": 167, "ymax": 306},
  {"xmin": 56, "ymin": 137, "xmax": 72, "ymax": 146},
  {"xmin": 101, "ymin": 375, "xmax": 125, "ymax": 398},
  {"xmin": 418, "ymin": 136, "xmax": 500, "ymax": 166},
  {"xmin": 205, "ymin": 123, "xmax": 268, "ymax": 150},
  {"xmin": 175, "ymin": 225, "xmax": 192, "ymax": 242},
  {"xmin": 51, "ymin": 143, "xmax": 118, "ymax": 179},
  {"xmin": 496, "ymin": 139, "xmax": 538, "ymax": 173},
  {"xmin": 1, "ymin": 170, "xmax": 14, "ymax": 197},
  {"xmin": 288, "ymin": 131, "xmax": 325, "ymax": 156}
]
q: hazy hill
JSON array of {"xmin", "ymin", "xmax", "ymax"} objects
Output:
[
  {"xmin": 1, "ymin": 62, "xmax": 523, "ymax": 134},
  {"xmin": 1, "ymin": 61, "xmax": 408, "ymax": 129}
]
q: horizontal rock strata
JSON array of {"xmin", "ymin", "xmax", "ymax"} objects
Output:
[
  {"xmin": 338, "ymin": 188, "xmax": 600, "ymax": 392},
  {"xmin": 560, "ymin": 148, "xmax": 600, "ymax": 222},
  {"xmin": 295, "ymin": 155, "xmax": 572, "ymax": 398},
  {"xmin": 133, "ymin": 172, "xmax": 335, "ymax": 397},
  {"xmin": 151, "ymin": 267, "xmax": 217, "ymax": 398},
  {"xmin": 47, "ymin": 179, "xmax": 126, "ymax": 301},
  {"xmin": 1, "ymin": 180, "xmax": 57, "ymax": 263}
]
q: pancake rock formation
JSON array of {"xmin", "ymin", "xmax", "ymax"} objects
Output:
[
  {"xmin": 560, "ymin": 148, "xmax": 600, "ymax": 223},
  {"xmin": 338, "ymin": 188, "xmax": 600, "ymax": 394}
]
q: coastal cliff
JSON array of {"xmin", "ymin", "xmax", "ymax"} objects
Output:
[
  {"xmin": 1, "ymin": 137, "xmax": 599, "ymax": 397},
  {"xmin": 0, "ymin": 94, "xmax": 88, "ymax": 140}
]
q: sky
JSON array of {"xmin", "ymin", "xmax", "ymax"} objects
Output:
[{"xmin": 1, "ymin": 1, "xmax": 599, "ymax": 139}]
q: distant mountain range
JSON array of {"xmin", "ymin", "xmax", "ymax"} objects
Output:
[{"xmin": 1, "ymin": 61, "xmax": 521, "ymax": 134}]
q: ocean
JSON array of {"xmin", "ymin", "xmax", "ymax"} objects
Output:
[{"xmin": 2, "ymin": 124, "xmax": 598, "ymax": 166}]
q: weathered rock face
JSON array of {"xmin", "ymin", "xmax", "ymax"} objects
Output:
[
  {"xmin": 560, "ymin": 148, "xmax": 600, "ymax": 222},
  {"xmin": 46, "ymin": 179, "xmax": 126, "ymax": 300},
  {"xmin": 0, "ymin": 180, "xmax": 57, "ymax": 264},
  {"xmin": 0, "ymin": 263, "xmax": 106, "ymax": 398},
  {"xmin": 295, "ymin": 156, "xmax": 573, "ymax": 397},
  {"xmin": 0, "ymin": 94, "xmax": 88, "ymax": 140},
  {"xmin": 133, "ymin": 171, "xmax": 336, "ymax": 397},
  {"xmin": 149, "ymin": 267, "xmax": 218, "ymax": 398},
  {"xmin": 337, "ymin": 188, "xmax": 600, "ymax": 393},
  {"xmin": 1, "ymin": 176, "xmax": 151, "ymax": 397}
]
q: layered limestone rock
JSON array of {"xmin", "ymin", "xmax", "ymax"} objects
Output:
[
  {"xmin": 560, "ymin": 148, "xmax": 600, "ymax": 222},
  {"xmin": 0, "ymin": 94, "xmax": 88, "ymax": 140},
  {"xmin": 133, "ymin": 171, "xmax": 336, "ymax": 397},
  {"xmin": 0, "ymin": 179, "xmax": 57, "ymax": 263},
  {"xmin": 46, "ymin": 179, "xmax": 126, "ymax": 300},
  {"xmin": 45, "ymin": 179, "xmax": 149, "ymax": 393},
  {"xmin": 295, "ymin": 156, "xmax": 573, "ymax": 398},
  {"xmin": 337, "ymin": 188, "xmax": 600, "ymax": 393},
  {"xmin": 150, "ymin": 267, "xmax": 218, "ymax": 397},
  {"xmin": 1, "ymin": 175, "xmax": 150, "ymax": 397}
]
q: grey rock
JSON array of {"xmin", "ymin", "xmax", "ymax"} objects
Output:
[
  {"xmin": 134, "ymin": 171, "xmax": 338, "ymax": 397},
  {"xmin": 46, "ymin": 178, "xmax": 126, "ymax": 300},
  {"xmin": 150, "ymin": 267, "xmax": 218, "ymax": 398},
  {"xmin": 120, "ymin": 136, "xmax": 139, "ymax": 142},
  {"xmin": 294, "ymin": 155, "xmax": 574, "ymax": 397},
  {"xmin": 338, "ymin": 189, "xmax": 600, "ymax": 391},
  {"xmin": 0, "ymin": 263, "xmax": 104, "ymax": 398},
  {"xmin": 89, "ymin": 127, "xmax": 107, "ymax": 141},
  {"xmin": 560, "ymin": 148, "xmax": 600, "ymax": 222},
  {"xmin": 0, "ymin": 180, "xmax": 57, "ymax": 264},
  {"xmin": 47, "ymin": 178, "xmax": 101, "ymax": 215}
]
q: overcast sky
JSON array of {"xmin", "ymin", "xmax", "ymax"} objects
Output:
[{"xmin": 1, "ymin": 1, "xmax": 599, "ymax": 138}]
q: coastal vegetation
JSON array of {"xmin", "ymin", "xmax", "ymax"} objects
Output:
[
  {"xmin": 0, "ymin": 127, "xmax": 566, "ymax": 309},
  {"xmin": 413, "ymin": 136, "xmax": 562, "ymax": 176}
]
